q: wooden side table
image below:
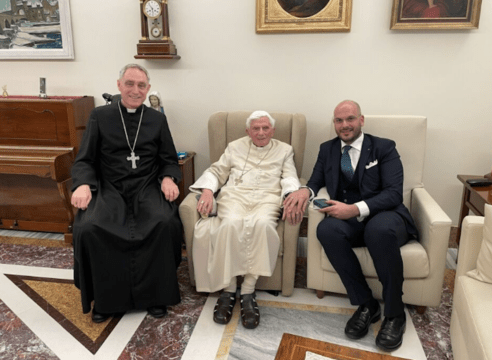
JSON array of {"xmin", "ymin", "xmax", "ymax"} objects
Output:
[
  {"xmin": 177, "ymin": 152, "xmax": 195, "ymax": 205},
  {"xmin": 275, "ymin": 333, "xmax": 410, "ymax": 360},
  {"xmin": 457, "ymin": 174, "xmax": 492, "ymax": 245}
]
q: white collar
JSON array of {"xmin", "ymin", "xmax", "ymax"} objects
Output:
[{"xmin": 341, "ymin": 132, "xmax": 364, "ymax": 152}]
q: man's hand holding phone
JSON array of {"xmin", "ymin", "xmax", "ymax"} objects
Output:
[
  {"xmin": 314, "ymin": 198, "xmax": 361, "ymax": 220},
  {"xmin": 313, "ymin": 198, "xmax": 332, "ymax": 209}
]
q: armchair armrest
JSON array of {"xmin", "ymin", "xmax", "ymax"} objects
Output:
[
  {"xmin": 411, "ymin": 188, "xmax": 452, "ymax": 256},
  {"xmin": 308, "ymin": 187, "xmax": 330, "ymax": 232},
  {"xmin": 281, "ymin": 219, "xmax": 301, "ymax": 296},
  {"xmin": 307, "ymin": 187, "xmax": 330, "ymax": 289},
  {"xmin": 456, "ymin": 216, "xmax": 484, "ymax": 278},
  {"xmin": 178, "ymin": 192, "xmax": 200, "ymax": 285},
  {"xmin": 410, "ymin": 188, "xmax": 452, "ymax": 305}
]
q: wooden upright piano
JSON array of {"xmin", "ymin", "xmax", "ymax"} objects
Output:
[{"xmin": 0, "ymin": 96, "xmax": 94, "ymax": 243}]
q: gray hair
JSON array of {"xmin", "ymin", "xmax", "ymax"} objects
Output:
[
  {"xmin": 119, "ymin": 63, "xmax": 150, "ymax": 82},
  {"xmin": 246, "ymin": 110, "xmax": 276, "ymax": 128}
]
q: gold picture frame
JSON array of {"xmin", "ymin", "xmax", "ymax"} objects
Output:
[
  {"xmin": 390, "ymin": 0, "xmax": 482, "ymax": 30},
  {"xmin": 256, "ymin": 0, "xmax": 352, "ymax": 34}
]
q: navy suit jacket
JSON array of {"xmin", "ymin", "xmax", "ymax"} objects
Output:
[{"xmin": 307, "ymin": 133, "xmax": 418, "ymax": 240}]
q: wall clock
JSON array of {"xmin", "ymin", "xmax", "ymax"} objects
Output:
[{"xmin": 135, "ymin": 0, "xmax": 180, "ymax": 59}]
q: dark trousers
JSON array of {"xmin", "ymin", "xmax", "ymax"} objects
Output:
[{"xmin": 316, "ymin": 211, "xmax": 409, "ymax": 317}]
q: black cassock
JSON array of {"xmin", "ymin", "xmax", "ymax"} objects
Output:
[{"xmin": 71, "ymin": 102, "xmax": 182, "ymax": 314}]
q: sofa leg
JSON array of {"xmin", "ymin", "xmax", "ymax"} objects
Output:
[
  {"xmin": 416, "ymin": 306, "xmax": 427, "ymax": 314},
  {"xmin": 316, "ymin": 290, "xmax": 325, "ymax": 299}
]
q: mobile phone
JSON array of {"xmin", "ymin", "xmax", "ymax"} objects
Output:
[{"xmin": 313, "ymin": 198, "xmax": 331, "ymax": 209}]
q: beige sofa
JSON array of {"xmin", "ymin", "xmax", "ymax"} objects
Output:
[
  {"xmin": 451, "ymin": 204, "xmax": 492, "ymax": 360},
  {"xmin": 306, "ymin": 116, "xmax": 452, "ymax": 313}
]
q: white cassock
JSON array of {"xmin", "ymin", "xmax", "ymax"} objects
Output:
[{"xmin": 190, "ymin": 136, "xmax": 301, "ymax": 293}]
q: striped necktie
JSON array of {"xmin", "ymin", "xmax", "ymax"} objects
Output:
[{"xmin": 341, "ymin": 145, "xmax": 354, "ymax": 180}]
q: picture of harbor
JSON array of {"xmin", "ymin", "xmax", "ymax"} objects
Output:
[{"xmin": 0, "ymin": 0, "xmax": 63, "ymax": 50}]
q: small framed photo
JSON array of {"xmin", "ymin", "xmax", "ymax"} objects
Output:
[
  {"xmin": 256, "ymin": 0, "xmax": 352, "ymax": 34},
  {"xmin": 390, "ymin": 0, "xmax": 482, "ymax": 30}
]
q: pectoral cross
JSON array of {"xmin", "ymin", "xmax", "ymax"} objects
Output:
[{"xmin": 127, "ymin": 151, "xmax": 140, "ymax": 169}]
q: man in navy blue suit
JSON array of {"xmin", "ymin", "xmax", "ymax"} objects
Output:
[{"xmin": 284, "ymin": 100, "xmax": 418, "ymax": 351}]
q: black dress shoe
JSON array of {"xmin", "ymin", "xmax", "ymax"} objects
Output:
[
  {"xmin": 213, "ymin": 292, "xmax": 236, "ymax": 325},
  {"xmin": 376, "ymin": 313, "xmax": 406, "ymax": 351},
  {"xmin": 91, "ymin": 308, "xmax": 112, "ymax": 323},
  {"xmin": 240, "ymin": 292, "xmax": 260, "ymax": 329},
  {"xmin": 345, "ymin": 302, "xmax": 381, "ymax": 339},
  {"xmin": 147, "ymin": 306, "xmax": 167, "ymax": 318}
]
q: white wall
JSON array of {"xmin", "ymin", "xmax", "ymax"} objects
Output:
[{"xmin": 2, "ymin": 0, "xmax": 491, "ymax": 225}]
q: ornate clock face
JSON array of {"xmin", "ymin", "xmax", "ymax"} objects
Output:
[
  {"xmin": 151, "ymin": 26, "xmax": 162, "ymax": 38},
  {"xmin": 144, "ymin": 0, "xmax": 161, "ymax": 19}
]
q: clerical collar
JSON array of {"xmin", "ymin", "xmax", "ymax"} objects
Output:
[{"xmin": 120, "ymin": 103, "xmax": 143, "ymax": 114}]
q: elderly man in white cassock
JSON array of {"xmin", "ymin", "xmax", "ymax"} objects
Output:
[{"xmin": 190, "ymin": 110, "xmax": 304, "ymax": 329}]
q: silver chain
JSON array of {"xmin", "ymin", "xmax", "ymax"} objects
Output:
[
  {"xmin": 235, "ymin": 141, "xmax": 272, "ymax": 185},
  {"xmin": 118, "ymin": 101, "xmax": 144, "ymax": 154}
]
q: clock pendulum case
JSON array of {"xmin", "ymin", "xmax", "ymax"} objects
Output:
[{"xmin": 135, "ymin": 0, "xmax": 180, "ymax": 59}]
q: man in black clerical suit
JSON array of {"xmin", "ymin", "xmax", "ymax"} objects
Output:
[
  {"xmin": 284, "ymin": 100, "xmax": 418, "ymax": 351},
  {"xmin": 71, "ymin": 63, "xmax": 182, "ymax": 323}
]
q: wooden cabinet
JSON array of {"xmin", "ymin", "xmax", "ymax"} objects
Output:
[
  {"xmin": 0, "ymin": 96, "xmax": 95, "ymax": 243},
  {"xmin": 177, "ymin": 152, "xmax": 195, "ymax": 205}
]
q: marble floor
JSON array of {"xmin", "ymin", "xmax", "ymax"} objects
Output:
[
  {"xmin": 182, "ymin": 289, "xmax": 426, "ymax": 360},
  {"xmin": 0, "ymin": 229, "xmax": 457, "ymax": 360}
]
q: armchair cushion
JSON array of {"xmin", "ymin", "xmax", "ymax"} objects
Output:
[
  {"xmin": 362, "ymin": 115, "xmax": 426, "ymax": 208},
  {"xmin": 467, "ymin": 204, "xmax": 492, "ymax": 284},
  {"xmin": 319, "ymin": 240, "xmax": 429, "ymax": 279}
]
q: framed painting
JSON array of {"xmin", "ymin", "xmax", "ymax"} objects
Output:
[
  {"xmin": 391, "ymin": 0, "xmax": 482, "ymax": 30},
  {"xmin": 256, "ymin": 0, "xmax": 352, "ymax": 34},
  {"xmin": 0, "ymin": 0, "xmax": 74, "ymax": 59}
]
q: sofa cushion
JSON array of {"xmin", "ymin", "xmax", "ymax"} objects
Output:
[
  {"xmin": 320, "ymin": 240, "xmax": 429, "ymax": 278},
  {"xmin": 453, "ymin": 274, "xmax": 492, "ymax": 360},
  {"xmin": 467, "ymin": 204, "xmax": 492, "ymax": 283}
]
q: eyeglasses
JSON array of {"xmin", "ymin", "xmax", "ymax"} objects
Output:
[{"xmin": 333, "ymin": 115, "xmax": 360, "ymax": 124}]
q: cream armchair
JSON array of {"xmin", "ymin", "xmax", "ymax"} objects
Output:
[
  {"xmin": 179, "ymin": 111, "xmax": 306, "ymax": 296},
  {"xmin": 451, "ymin": 210, "xmax": 492, "ymax": 360},
  {"xmin": 307, "ymin": 116, "xmax": 452, "ymax": 313}
]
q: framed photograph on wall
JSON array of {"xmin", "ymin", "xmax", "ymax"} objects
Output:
[
  {"xmin": 256, "ymin": 0, "xmax": 352, "ymax": 34},
  {"xmin": 390, "ymin": 0, "xmax": 482, "ymax": 30},
  {"xmin": 0, "ymin": 0, "xmax": 74, "ymax": 59}
]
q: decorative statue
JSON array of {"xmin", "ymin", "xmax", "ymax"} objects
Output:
[
  {"xmin": 148, "ymin": 91, "xmax": 165, "ymax": 114},
  {"xmin": 2, "ymin": 85, "xmax": 8, "ymax": 97}
]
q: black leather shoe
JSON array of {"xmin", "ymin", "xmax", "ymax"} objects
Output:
[
  {"xmin": 240, "ymin": 292, "xmax": 260, "ymax": 329},
  {"xmin": 91, "ymin": 308, "xmax": 112, "ymax": 323},
  {"xmin": 147, "ymin": 306, "xmax": 167, "ymax": 318},
  {"xmin": 376, "ymin": 313, "xmax": 406, "ymax": 351},
  {"xmin": 213, "ymin": 292, "xmax": 236, "ymax": 325},
  {"xmin": 345, "ymin": 302, "xmax": 381, "ymax": 339}
]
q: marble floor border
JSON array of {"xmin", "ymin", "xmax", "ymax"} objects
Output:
[{"xmin": 0, "ymin": 264, "xmax": 147, "ymax": 360}]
